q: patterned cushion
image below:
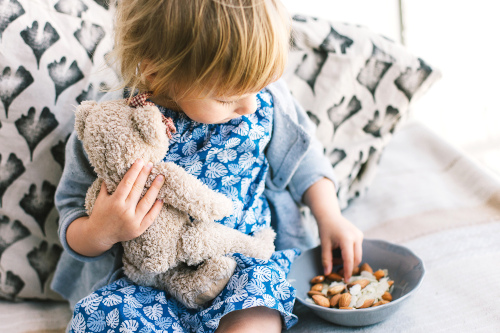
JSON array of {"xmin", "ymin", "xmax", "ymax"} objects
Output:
[
  {"xmin": 0, "ymin": 0, "xmax": 118, "ymax": 300},
  {"xmin": 283, "ymin": 15, "xmax": 441, "ymax": 209}
]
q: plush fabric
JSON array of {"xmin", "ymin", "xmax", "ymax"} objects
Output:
[
  {"xmin": 0, "ymin": 0, "xmax": 118, "ymax": 300},
  {"xmin": 283, "ymin": 15, "xmax": 442, "ymax": 209}
]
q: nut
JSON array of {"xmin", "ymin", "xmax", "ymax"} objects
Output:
[
  {"xmin": 327, "ymin": 285, "xmax": 345, "ymax": 296},
  {"xmin": 339, "ymin": 293, "xmax": 352, "ymax": 308},
  {"xmin": 382, "ymin": 291, "xmax": 392, "ymax": 301},
  {"xmin": 358, "ymin": 299, "xmax": 375, "ymax": 308},
  {"xmin": 372, "ymin": 300, "xmax": 390, "ymax": 307},
  {"xmin": 326, "ymin": 272, "xmax": 343, "ymax": 282},
  {"xmin": 352, "ymin": 266, "xmax": 360, "ymax": 275},
  {"xmin": 339, "ymin": 307, "xmax": 353, "ymax": 310},
  {"xmin": 312, "ymin": 294, "xmax": 330, "ymax": 307},
  {"xmin": 373, "ymin": 270, "xmax": 385, "ymax": 280},
  {"xmin": 329, "ymin": 294, "xmax": 342, "ymax": 307},
  {"xmin": 310, "ymin": 275, "xmax": 325, "ymax": 284},
  {"xmin": 348, "ymin": 279, "xmax": 370, "ymax": 289},
  {"xmin": 360, "ymin": 263, "xmax": 373, "ymax": 274},
  {"xmin": 307, "ymin": 290, "xmax": 324, "ymax": 297},
  {"xmin": 388, "ymin": 280, "xmax": 394, "ymax": 287},
  {"xmin": 310, "ymin": 283, "xmax": 323, "ymax": 292}
]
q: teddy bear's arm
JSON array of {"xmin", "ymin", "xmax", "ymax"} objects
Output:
[{"xmin": 147, "ymin": 162, "xmax": 233, "ymax": 223}]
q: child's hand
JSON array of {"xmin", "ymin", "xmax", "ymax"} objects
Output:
[
  {"xmin": 316, "ymin": 214, "xmax": 363, "ymax": 282},
  {"xmin": 67, "ymin": 159, "xmax": 165, "ymax": 257},
  {"xmin": 90, "ymin": 159, "xmax": 165, "ymax": 248},
  {"xmin": 303, "ymin": 177, "xmax": 364, "ymax": 282}
]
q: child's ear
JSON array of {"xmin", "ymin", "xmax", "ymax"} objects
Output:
[
  {"xmin": 74, "ymin": 101, "xmax": 97, "ymax": 140},
  {"xmin": 140, "ymin": 60, "xmax": 157, "ymax": 84}
]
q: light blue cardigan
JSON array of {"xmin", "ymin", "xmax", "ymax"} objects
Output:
[{"xmin": 51, "ymin": 79, "xmax": 337, "ymax": 308}]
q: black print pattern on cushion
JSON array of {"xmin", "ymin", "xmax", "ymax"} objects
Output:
[
  {"xmin": 395, "ymin": 58, "xmax": 433, "ymax": 101},
  {"xmin": 74, "ymin": 21, "xmax": 105, "ymax": 62},
  {"xmin": 0, "ymin": 0, "xmax": 24, "ymax": 41},
  {"xmin": 356, "ymin": 44, "xmax": 394, "ymax": 100},
  {"xmin": 48, "ymin": 57, "xmax": 85, "ymax": 102},
  {"xmin": 0, "ymin": 153, "xmax": 25, "ymax": 208},
  {"xmin": 20, "ymin": 181, "xmax": 56, "ymax": 236},
  {"xmin": 54, "ymin": 0, "xmax": 88, "ymax": 18},
  {"xmin": 294, "ymin": 51, "xmax": 327, "ymax": 93},
  {"xmin": 0, "ymin": 0, "xmax": 118, "ymax": 300},
  {"xmin": 0, "ymin": 214, "xmax": 31, "ymax": 257},
  {"xmin": 285, "ymin": 15, "xmax": 441, "ymax": 209},
  {"xmin": 21, "ymin": 21, "xmax": 60, "ymax": 69},
  {"xmin": 0, "ymin": 270, "xmax": 25, "ymax": 299},
  {"xmin": 15, "ymin": 107, "xmax": 59, "ymax": 161},
  {"xmin": 51, "ymin": 134, "xmax": 71, "ymax": 169},
  {"xmin": 320, "ymin": 26, "xmax": 354, "ymax": 54},
  {"xmin": 0, "ymin": 66, "xmax": 34, "ymax": 118},
  {"xmin": 27, "ymin": 241, "xmax": 63, "ymax": 292}
]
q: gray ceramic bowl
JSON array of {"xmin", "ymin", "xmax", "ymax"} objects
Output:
[{"xmin": 288, "ymin": 239, "xmax": 425, "ymax": 327}]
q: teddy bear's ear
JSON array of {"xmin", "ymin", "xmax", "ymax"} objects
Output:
[
  {"xmin": 74, "ymin": 101, "xmax": 98, "ymax": 140},
  {"xmin": 131, "ymin": 105, "xmax": 167, "ymax": 145}
]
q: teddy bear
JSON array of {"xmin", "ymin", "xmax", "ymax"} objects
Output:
[{"xmin": 74, "ymin": 97, "xmax": 276, "ymax": 308}]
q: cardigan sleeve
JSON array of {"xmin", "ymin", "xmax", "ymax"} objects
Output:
[
  {"xmin": 283, "ymin": 90, "xmax": 338, "ymax": 204},
  {"xmin": 54, "ymin": 131, "xmax": 110, "ymax": 262}
]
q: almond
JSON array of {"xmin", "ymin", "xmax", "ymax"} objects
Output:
[
  {"xmin": 310, "ymin": 275, "xmax": 325, "ymax": 284},
  {"xmin": 382, "ymin": 291, "xmax": 392, "ymax": 301},
  {"xmin": 339, "ymin": 293, "xmax": 352, "ymax": 308},
  {"xmin": 358, "ymin": 299, "xmax": 375, "ymax": 308},
  {"xmin": 351, "ymin": 279, "xmax": 370, "ymax": 289},
  {"xmin": 327, "ymin": 285, "xmax": 345, "ymax": 296},
  {"xmin": 360, "ymin": 263, "xmax": 373, "ymax": 274},
  {"xmin": 339, "ymin": 307, "xmax": 353, "ymax": 310},
  {"xmin": 307, "ymin": 290, "xmax": 324, "ymax": 297},
  {"xmin": 372, "ymin": 300, "xmax": 390, "ymax": 307},
  {"xmin": 312, "ymin": 294, "xmax": 330, "ymax": 308},
  {"xmin": 388, "ymin": 280, "xmax": 394, "ymax": 287},
  {"xmin": 310, "ymin": 283, "xmax": 323, "ymax": 292},
  {"xmin": 329, "ymin": 294, "xmax": 342, "ymax": 307},
  {"xmin": 326, "ymin": 272, "xmax": 343, "ymax": 282},
  {"xmin": 352, "ymin": 266, "xmax": 360, "ymax": 275},
  {"xmin": 373, "ymin": 270, "xmax": 385, "ymax": 280}
]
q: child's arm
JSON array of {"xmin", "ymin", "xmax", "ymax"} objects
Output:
[
  {"xmin": 303, "ymin": 177, "xmax": 363, "ymax": 282},
  {"xmin": 66, "ymin": 160, "xmax": 165, "ymax": 257}
]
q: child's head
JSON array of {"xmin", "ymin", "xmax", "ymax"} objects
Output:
[{"xmin": 111, "ymin": 0, "xmax": 291, "ymax": 102}]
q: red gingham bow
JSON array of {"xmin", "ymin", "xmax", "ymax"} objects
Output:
[{"xmin": 127, "ymin": 91, "xmax": 176, "ymax": 139}]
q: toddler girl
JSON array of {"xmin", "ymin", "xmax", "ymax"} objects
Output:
[{"xmin": 52, "ymin": 0, "xmax": 363, "ymax": 332}]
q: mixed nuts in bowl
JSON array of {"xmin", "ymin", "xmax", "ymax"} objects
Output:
[{"xmin": 288, "ymin": 239, "xmax": 425, "ymax": 327}]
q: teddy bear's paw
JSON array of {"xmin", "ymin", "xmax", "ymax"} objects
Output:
[
  {"xmin": 208, "ymin": 193, "xmax": 234, "ymax": 220},
  {"xmin": 192, "ymin": 256, "xmax": 237, "ymax": 306},
  {"xmin": 252, "ymin": 227, "xmax": 276, "ymax": 259}
]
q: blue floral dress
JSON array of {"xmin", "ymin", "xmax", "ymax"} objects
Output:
[{"xmin": 69, "ymin": 90, "xmax": 300, "ymax": 333}]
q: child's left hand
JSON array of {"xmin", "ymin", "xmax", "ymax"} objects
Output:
[
  {"xmin": 303, "ymin": 177, "xmax": 364, "ymax": 282},
  {"xmin": 316, "ymin": 213, "xmax": 363, "ymax": 282}
]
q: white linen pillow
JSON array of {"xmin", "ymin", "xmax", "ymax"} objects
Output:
[
  {"xmin": 284, "ymin": 15, "xmax": 441, "ymax": 209},
  {"xmin": 0, "ymin": 0, "xmax": 118, "ymax": 300}
]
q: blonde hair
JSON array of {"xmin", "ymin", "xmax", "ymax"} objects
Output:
[{"xmin": 109, "ymin": 0, "xmax": 291, "ymax": 100}]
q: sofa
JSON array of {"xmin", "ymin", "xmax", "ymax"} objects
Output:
[{"xmin": 1, "ymin": 1, "xmax": 499, "ymax": 332}]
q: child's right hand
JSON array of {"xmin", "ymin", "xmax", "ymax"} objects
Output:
[{"xmin": 66, "ymin": 159, "xmax": 165, "ymax": 257}]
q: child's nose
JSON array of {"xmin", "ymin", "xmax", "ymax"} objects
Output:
[{"xmin": 236, "ymin": 94, "xmax": 257, "ymax": 115}]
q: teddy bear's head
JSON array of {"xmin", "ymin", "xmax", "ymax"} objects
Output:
[{"xmin": 75, "ymin": 100, "xmax": 170, "ymax": 189}]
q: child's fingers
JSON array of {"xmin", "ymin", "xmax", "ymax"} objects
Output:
[
  {"xmin": 136, "ymin": 175, "xmax": 164, "ymax": 217},
  {"xmin": 341, "ymin": 241, "xmax": 354, "ymax": 282},
  {"xmin": 354, "ymin": 240, "xmax": 363, "ymax": 267},
  {"xmin": 114, "ymin": 159, "xmax": 144, "ymax": 200},
  {"xmin": 321, "ymin": 241, "xmax": 333, "ymax": 276},
  {"xmin": 127, "ymin": 162, "xmax": 154, "ymax": 204},
  {"xmin": 140, "ymin": 199, "xmax": 163, "ymax": 232}
]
